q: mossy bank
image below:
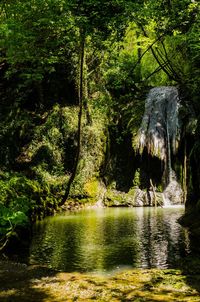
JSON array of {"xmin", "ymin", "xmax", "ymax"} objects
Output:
[{"xmin": 0, "ymin": 260, "xmax": 200, "ymax": 302}]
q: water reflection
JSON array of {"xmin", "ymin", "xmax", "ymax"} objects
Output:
[
  {"xmin": 136, "ymin": 207, "xmax": 189, "ymax": 268},
  {"xmin": 29, "ymin": 207, "xmax": 189, "ymax": 273}
]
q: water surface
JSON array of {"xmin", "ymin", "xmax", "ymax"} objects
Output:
[{"xmin": 29, "ymin": 206, "xmax": 189, "ymax": 273}]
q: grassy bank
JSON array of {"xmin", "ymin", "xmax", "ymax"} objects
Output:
[{"xmin": 0, "ymin": 261, "xmax": 200, "ymax": 302}]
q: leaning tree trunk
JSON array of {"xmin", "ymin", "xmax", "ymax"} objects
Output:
[{"xmin": 60, "ymin": 33, "xmax": 85, "ymax": 206}]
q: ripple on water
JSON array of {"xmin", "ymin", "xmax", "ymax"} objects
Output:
[{"xmin": 28, "ymin": 207, "xmax": 189, "ymax": 273}]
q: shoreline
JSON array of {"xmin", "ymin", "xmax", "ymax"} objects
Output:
[{"xmin": 0, "ymin": 260, "xmax": 200, "ymax": 302}]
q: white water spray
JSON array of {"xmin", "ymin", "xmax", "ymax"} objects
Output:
[{"xmin": 137, "ymin": 87, "xmax": 183, "ymax": 205}]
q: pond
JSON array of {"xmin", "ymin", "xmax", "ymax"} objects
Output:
[{"xmin": 28, "ymin": 206, "xmax": 190, "ymax": 274}]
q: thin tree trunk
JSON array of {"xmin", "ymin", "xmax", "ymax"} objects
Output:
[
  {"xmin": 183, "ymin": 139, "xmax": 187, "ymax": 204},
  {"xmin": 136, "ymin": 31, "xmax": 142, "ymax": 78},
  {"xmin": 60, "ymin": 33, "xmax": 85, "ymax": 206},
  {"xmin": 83, "ymin": 56, "xmax": 92, "ymax": 125}
]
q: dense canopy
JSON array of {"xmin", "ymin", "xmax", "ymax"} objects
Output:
[{"xmin": 0, "ymin": 0, "xmax": 200, "ymax": 255}]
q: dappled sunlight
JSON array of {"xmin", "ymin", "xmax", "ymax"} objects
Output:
[
  {"xmin": 0, "ymin": 0, "xmax": 200, "ymax": 301},
  {"xmin": 0, "ymin": 262, "xmax": 56, "ymax": 302},
  {"xmin": 0, "ymin": 262, "xmax": 200, "ymax": 302}
]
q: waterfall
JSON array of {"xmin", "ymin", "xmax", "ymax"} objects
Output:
[{"xmin": 136, "ymin": 87, "xmax": 183, "ymax": 205}]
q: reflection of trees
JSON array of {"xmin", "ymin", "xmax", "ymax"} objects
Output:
[
  {"xmin": 78, "ymin": 212, "xmax": 106, "ymax": 272},
  {"xmin": 137, "ymin": 207, "xmax": 187, "ymax": 268},
  {"xmin": 101, "ymin": 212, "xmax": 139, "ymax": 270},
  {"xmin": 30, "ymin": 216, "xmax": 86, "ymax": 271},
  {"xmin": 78, "ymin": 208, "xmax": 140, "ymax": 272},
  {"xmin": 30, "ymin": 209, "xmax": 141, "ymax": 272},
  {"xmin": 49, "ymin": 219, "xmax": 85, "ymax": 271},
  {"xmin": 29, "ymin": 207, "xmax": 187, "ymax": 273}
]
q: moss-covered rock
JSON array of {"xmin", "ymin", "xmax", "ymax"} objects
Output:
[
  {"xmin": 103, "ymin": 187, "xmax": 145, "ymax": 207},
  {"xmin": 104, "ymin": 189, "xmax": 127, "ymax": 206}
]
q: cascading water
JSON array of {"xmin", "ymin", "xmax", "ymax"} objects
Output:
[{"xmin": 136, "ymin": 86, "xmax": 183, "ymax": 205}]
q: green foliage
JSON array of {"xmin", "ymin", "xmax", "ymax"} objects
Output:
[
  {"xmin": 0, "ymin": 172, "xmax": 32, "ymax": 210},
  {"xmin": 0, "ymin": 172, "xmax": 30, "ymax": 248},
  {"xmin": 24, "ymin": 104, "xmax": 78, "ymax": 176},
  {"xmin": 0, "ymin": 168, "xmax": 67, "ymax": 249},
  {"xmin": 0, "ymin": 106, "xmax": 34, "ymax": 167},
  {"xmin": 0, "ymin": 0, "xmax": 78, "ymax": 82},
  {"xmin": 0, "ymin": 0, "xmax": 199, "ymax": 226},
  {"xmin": 70, "ymin": 103, "xmax": 108, "ymax": 196},
  {"xmin": 104, "ymin": 189, "xmax": 126, "ymax": 206},
  {"xmin": 133, "ymin": 169, "xmax": 141, "ymax": 187},
  {"xmin": 84, "ymin": 179, "xmax": 99, "ymax": 198},
  {"xmin": 0, "ymin": 96, "xmax": 108, "ymax": 249},
  {"xmin": 0, "ymin": 205, "xmax": 28, "ymax": 236}
]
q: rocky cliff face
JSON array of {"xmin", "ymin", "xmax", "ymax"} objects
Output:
[{"xmin": 135, "ymin": 87, "xmax": 183, "ymax": 205}]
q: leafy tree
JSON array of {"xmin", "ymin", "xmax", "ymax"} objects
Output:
[
  {"xmin": 1, "ymin": 0, "xmax": 200, "ymax": 216},
  {"xmin": 60, "ymin": 0, "xmax": 135, "ymax": 204}
]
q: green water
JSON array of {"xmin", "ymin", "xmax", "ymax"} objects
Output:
[{"xmin": 29, "ymin": 206, "xmax": 189, "ymax": 273}]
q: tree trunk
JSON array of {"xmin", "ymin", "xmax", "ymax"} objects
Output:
[
  {"xmin": 136, "ymin": 31, "xmax": 142, "ymax": 78},
  {"xmin": 183, "ymin": 139, "xmax": 187, "ymax": 204},
  {"xmin": 60, "ymin": 32, "xmax": 85, "ymax": 206}
]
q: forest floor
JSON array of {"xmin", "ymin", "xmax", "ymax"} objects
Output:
[{"xmin": 0, "ymin": 260, "xmax": 200, "ymax": 302}]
